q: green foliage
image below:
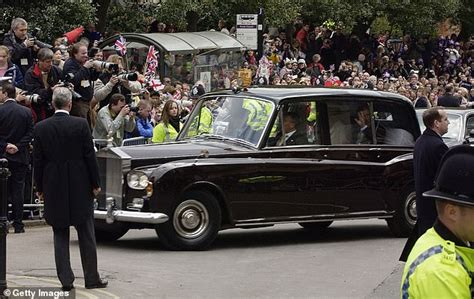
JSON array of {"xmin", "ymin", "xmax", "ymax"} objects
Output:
[
  {"xmin": 0, "ymin": 0, "xmax": 95, "ymax": 43},
  {"xmin": 105, "ymin": 2, "xmax": 158, "ymax": 34}
]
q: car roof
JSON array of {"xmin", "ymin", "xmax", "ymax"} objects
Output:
[
  {"xmin": 204, "ymin": 86, "xmax": 411, "ymax": 105},
  {"xmin": 415, "ymin": 108, "xmax": 474, "ymax": 116}
]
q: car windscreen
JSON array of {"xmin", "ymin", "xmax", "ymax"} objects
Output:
[
  {"xmin": 416, "ymin": 112, "xmax": 461, "ymax": 141},
  {"xmin": 180, "ymin": 96, "xmax": 274, "ymax": 146}
]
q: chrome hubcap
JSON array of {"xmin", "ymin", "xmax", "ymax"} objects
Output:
[
  {"xmin": 173, "ymin": 200, "xmax": 209, "ymax": 239},
  {"xmin": 404, "ymin": 192, "xmax": 417, "ymax": 226}
]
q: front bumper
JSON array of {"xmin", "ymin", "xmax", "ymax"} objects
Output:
[{"xmin": 94, "ymin": 197, "xmax": 169, "ymax": 224}]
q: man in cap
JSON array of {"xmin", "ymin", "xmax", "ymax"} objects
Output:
[{"xmin": 400, "ymin": 144, "xmax": 474, "ymax": 299}]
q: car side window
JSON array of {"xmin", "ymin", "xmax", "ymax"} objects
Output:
[
  {"xmin": 327, "ymin": 100, "xmax": 374, "ymax": 145},
  {"xmin": 466, "ymin": 116, "xmax": 474, "ymax": 137},
  {"xmin": 266, "ymin": 101, "xmax": 319, "ymax": 147},
  {"xmin": 326, "ymin": 100, "xmax": 415, "ymax": 146}
]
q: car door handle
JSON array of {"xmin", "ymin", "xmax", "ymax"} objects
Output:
[{"xmin": 369, "ymin": 148, "xmax": 382, "ymax": 151}]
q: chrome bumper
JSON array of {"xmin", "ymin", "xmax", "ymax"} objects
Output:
[{"xmin": 94, "ymin": 197, "xmax": 169, "ymax": 225}]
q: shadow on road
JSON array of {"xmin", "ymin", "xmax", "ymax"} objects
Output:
[{"xmin": 95, "ymin": 221, "xmax": 400, "ymax": 251}]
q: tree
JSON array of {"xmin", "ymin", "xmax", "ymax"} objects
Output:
[{"xmin": 0, "ymin": 0, "xmax": 95, "ymax": 43}]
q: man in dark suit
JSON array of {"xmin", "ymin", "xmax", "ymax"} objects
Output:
[
  {"xmin": 268, "ymin": 112, "xmax": 308, "ymax": 146},
  {"xmin": 33, "ymin": 87, "xmax": 107, "ymax": 291},
  {"xmin": 437, "ymin": 84, "xmax": 461, "ymax": 107},
  {"xmin": 414, "ymin": 107, "xmax": 449, "ymax": 236},
  {"xmin": 0, "ymin": 81, "xmax": 34, "ymax": 233}
]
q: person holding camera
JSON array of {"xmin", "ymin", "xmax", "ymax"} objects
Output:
[
  {"xmin": 94, "ymin": 54, "xmax": 141, "ymax": 109},
  {"xmin": 2, "ymin": 18, "xmax": 39, "ymax": 76},
  {"xmin": 92, "ymin": 93, "xmax": 136, "ymax": 146},
  {"xmin": 63, "ymin": 42, "xmax": 100, "ymax": 122},
  {"xmin": 24, "ymin": 48, "xmax": 62, "ymax": 123}
]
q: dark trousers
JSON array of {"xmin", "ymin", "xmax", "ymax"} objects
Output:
[
  {"xmin": 7, "ymin": 161, "xmax": 28, "ymax": 230},
  {"xmin": 52, "ymin": 216, "xmax": 100, "ymax": 286}
]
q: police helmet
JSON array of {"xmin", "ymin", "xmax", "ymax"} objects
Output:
[{"xmin": 424, "ymin": 144, "xmax": 474, "ymax": 207}]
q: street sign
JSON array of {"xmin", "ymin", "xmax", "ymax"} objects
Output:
[{"xmin": 236, "ymin": 14, "xmax": 258, "ymax": 50}]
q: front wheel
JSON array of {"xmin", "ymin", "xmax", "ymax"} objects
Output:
[
  {"xmin": 156, "ymin": 190, "xmax": 221, "ymax": 250},
  {"xmin": 386, "ymin": 189, "xmax": 416, "ymax": 237}
]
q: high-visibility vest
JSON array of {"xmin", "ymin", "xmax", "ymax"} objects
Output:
[
  {"xmin": 187, "ymin": 106, "xmax": 213, "ymax": 137},
  {"xmin": 400, "ymin": 227, "xmax": 474, "ymax": 299},
  {"xmin": 242, "ymin": 99, "xmax": 271, "ymax": 131},
  {"xmin": 152, "ymin": 122, "xmax": 182, "ymax": 143}
]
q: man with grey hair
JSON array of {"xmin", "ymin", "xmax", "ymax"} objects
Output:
[
  {"xmin": 3, "ymin": 17, "xmax": 39, "ymax": 75},
  {"xmin": 24, "ymin": 48, "xmax": 62, "ymax": 122},
  {"xmin": 33, "ymin": 87, "xmax": 108, "ymax": 291}
]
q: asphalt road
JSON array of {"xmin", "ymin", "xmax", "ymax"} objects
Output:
[{"xmin": 6, "ymin": 219, "xmax": 406, "ymax": 298}]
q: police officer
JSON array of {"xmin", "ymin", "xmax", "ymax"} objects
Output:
[{"xmin": 400, "ymin": 144, "xmax": 474, "ymax": 299}]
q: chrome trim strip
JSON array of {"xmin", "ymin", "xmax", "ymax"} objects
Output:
[
  {"xmin": 94, "ymin": 209, "xmax": 169, "ymax": 224},
  {"xmin": 234, "ymin": 211, "xmax": 392, "ymax": 227}
]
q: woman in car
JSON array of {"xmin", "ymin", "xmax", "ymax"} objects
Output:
[{"xmin": 152, "ymin": 99, "xmax": 182, "ymax": 143}]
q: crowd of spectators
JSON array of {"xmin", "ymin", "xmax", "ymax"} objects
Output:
[
  {"xmin": 239, "ymin": 24, "xmax": 474, "ymax": 108},
  {"xmin": 2, "ymin": 17, "xmax": 474, "ymax": 148}
]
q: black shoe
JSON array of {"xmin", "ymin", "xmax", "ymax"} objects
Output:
[
  {"xmin": 85, "ymin": 279, "xmax": 108, "ymax": 289},
  {"xmin": 14, "ymin": 227, "xmax": 25, "ymax": 234},
  {"xmin": 61, "ymin": 285, "xmax": 74, "ymax": 291}
]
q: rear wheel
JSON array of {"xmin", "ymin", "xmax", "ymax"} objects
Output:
[
  {"xmin": 156, "ymin": 190, "xmax": 221, "ymax": 250},
  {"xmin": 299, "ymin": 221, "xmax": 333, "ymax": 230},
  {"xmin": 94, "ymin": 220, "xmax": 129, "ymax": 242},
  {"xmin": 387, "ymin": 189, "xmax": 416, "ymax": 237}
]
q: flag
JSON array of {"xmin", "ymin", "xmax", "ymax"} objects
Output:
[
  {"xmin": 148, "ymin": 78, "xmax": 164, "ymax": 92},
  {"xmin": 114, "ymin": 35, "xmax": 127, "ymax": 56},
  {"xmin": 145, "ymin": 45, "xmax": 159, "ymax": 75}
]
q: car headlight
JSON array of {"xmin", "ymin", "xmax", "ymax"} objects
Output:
[{"xmin": 127, "ymin": 170, "xmax": 150, "ymax": 190}]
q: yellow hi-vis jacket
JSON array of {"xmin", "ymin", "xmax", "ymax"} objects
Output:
[
  {"xmin": 152, "ymin": 122, "xmax": 182, "ymax": 143},
  {"xmin": 401, "ymin": 227, "xmax": 474, "ymax": 299}
]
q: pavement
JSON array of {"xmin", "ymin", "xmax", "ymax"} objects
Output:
[{"xmin": 3, "ymin": 219, "xmax": 406, "ymax": 299}]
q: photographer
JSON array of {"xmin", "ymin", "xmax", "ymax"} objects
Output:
[
  {"xmin": 92, "ymin": 93, "xmax": 136, "ymax": 146},
  {"xmin": 94, "ymin": 54, "xmax": 141, "ymax": 109},
  {"xmin": 24, "ymin": 48, "xmax": 62, "ymax": 122},
  {"xmin": 3, "ymin": 18, "xmax": 39, "ymax": 76},
  {"xmin": 63, "ymin": 42, "xmax": 100, "ymax": 121}
]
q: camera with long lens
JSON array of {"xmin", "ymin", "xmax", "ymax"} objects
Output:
[
  {"xmin": 117, "ymin": 72, "xmax": 138, "ymax": 81},
  {"xmin": 21, "ymin": 92, "xmax": 42, "ymax": 104},
  {"xmin": 62, "ymin": 73, "xmax": 83, "ymax": 100},
  {"xmin": 92, "ymin": 61, "xmax": 120, "ymax": 74},
  {"xmin": 30, "ymin": 27, "xmax": 53, "ymax": 49}
]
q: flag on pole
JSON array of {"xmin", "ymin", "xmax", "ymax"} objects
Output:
[
  {"xmin": 145, "ymin": 45, "xmax": 159, "ymax": 75},
  {"xmin": 114, "ymin": 35, "xmax": 127, "ymax": 56}
]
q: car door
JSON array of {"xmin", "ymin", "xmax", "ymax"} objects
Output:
[
  {"xmin": 322, "ymin": 97, "xmax": 418, "ymax": 215},
  {"xmin": 257, "ymin": 100, "xmax": 335, "ymax": 219}
]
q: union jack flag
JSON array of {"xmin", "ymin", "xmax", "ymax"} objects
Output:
[
  {"xmin": 145, "ymin": 45, "xmax": 159, "ymax": 75},
  {"xmin": 114, "ymin": 35, "xmax": 127, "ymax": 56}
]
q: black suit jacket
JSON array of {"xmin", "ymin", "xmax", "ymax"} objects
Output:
[
  {"xmin": 437, "ymin": 93, "xmax": 461, "ymax": 107},
  {"xmin": 33, "ymin": 112, "xmax": 100, "ymax": 228},
  {"xmin": 414, "ymin": 128, "xmax": 448, "ymax": 214},
  {"xmin": 268, "ymin": 130, "xmax": 308, "ymax": 146},
  {"xmin": 0, "ymin": 100, "xmax": 34, "ymax": 164}
]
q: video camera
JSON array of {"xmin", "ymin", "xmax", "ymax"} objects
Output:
[{"xmin": 30, "ymin": 27, "xmax": 53, "ymax": 49}]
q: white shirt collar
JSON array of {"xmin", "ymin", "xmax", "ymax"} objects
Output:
[
  {"xmin": 5, "ymin": 98, "xmax": 16, "ymax": 103},
  {"xmin": 285, "ymin": 130, "xmax": 296, "ymax": 140},
  {"xmin": 55, "ymin": 109, "xmax": 70, "ymax": 115}
]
